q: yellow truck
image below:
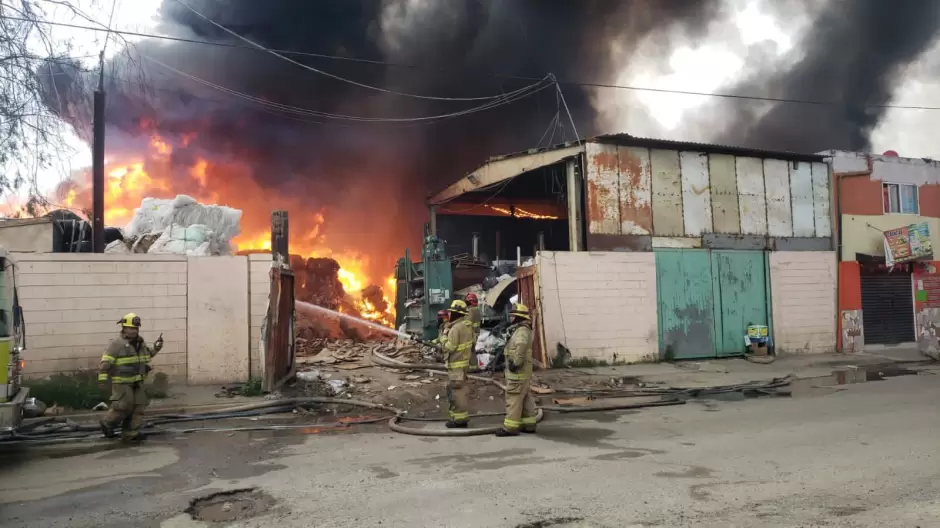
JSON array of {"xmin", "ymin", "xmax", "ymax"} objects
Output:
[{"xmin": 0, "ymin": 248, "xmax": 27, "ymax": 434}]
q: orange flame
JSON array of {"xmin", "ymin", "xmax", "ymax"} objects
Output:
[{"xmin": 17, "ymin": 128, "xmax": 399, "ymax": 326}]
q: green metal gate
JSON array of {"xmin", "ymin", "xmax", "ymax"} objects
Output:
[
  {"xmin": 710, "ymin": 250, "xmax": 771, "ymax": 357},
  {"xmin": 655, "ymin": 249, "xmax": 771, "ymax": 360},
  {"xmin": 655, "ymin": 249, "xmax": 716, "ymax": 360}
]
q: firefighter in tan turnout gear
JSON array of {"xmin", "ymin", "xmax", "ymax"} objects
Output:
[
  {"xmin": 441, "ymin": 299, "xmax": 474, "ymax": 428},
  {"xmin": 98, "ymin": 313, "xmax": 164, "ymax": 442},
  {"xmin": 496, "ymin": 303, "xmax": 537, "ymax": 437}
]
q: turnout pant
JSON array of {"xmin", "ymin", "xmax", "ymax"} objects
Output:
[
  {"xmin": 503, "ymin": 378, "xmax": 537, "ymax": 432},
  {"xmin": 446, "ymin": 368, "xmax": 469, "ymax": 424},
  {"xmin": 103, "ymin": 383, "xmax": 148, "ymax": 439}
]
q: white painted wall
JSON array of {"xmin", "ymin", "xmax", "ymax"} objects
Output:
[
  {"xmin": 15, "ymin": 253, "xmax": 272, "ymax": 384},
  {"xmin": 186, "ymin": 257, "xmax": 250, "ymax": 384},
  {"xmin": 0, "ymin": 220, "xmax": 53, "ymax": 253},
  {"xmin": 537, "ymin": 251, "xmax": 658, "ymax": 364},
  {"xmin": 769, "ymin": 251, "xmax": 837, "ymax": 354},
  {"xmin": 16, "ymin": 253, "xmax": 189, "ymax": 381}
]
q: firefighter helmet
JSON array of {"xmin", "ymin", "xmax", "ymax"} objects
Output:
[
  {"xmin": 465, "ymin": 292, "xmax": 479, "ymax": 306},
  {"xmin": 448, "ymin": 299, "xmax": 468, "ymax": 315},
  {"xmin": 509, "ymin": 303, "xmax": 530, "ymax": 320},
  {"xmin": 118, "ymin": 313, "xmax": 141, "ymax": 328}
]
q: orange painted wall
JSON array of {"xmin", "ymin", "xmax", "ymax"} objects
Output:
[{"xmin": 837, "ymin": 261, "xmax": 862, "ymax": 351}]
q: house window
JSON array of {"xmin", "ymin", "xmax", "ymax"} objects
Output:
[{"xmin": 883, "ymin": 183, "xmax": 919, "ymax": 214}]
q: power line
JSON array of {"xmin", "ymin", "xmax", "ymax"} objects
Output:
[
  {"xmin": 143, "ymin": 54, "xmax": 554, "ymax": 123},
  {"xmin": 5, "ymin": 13, "xmax": 940, "ymax": 111},
  {"xmin": 172, "ymin": 0, "xmax": 533, "ymax": 103}
]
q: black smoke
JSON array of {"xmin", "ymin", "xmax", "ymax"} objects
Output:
[
  {"xmin": 41, "ymin": 0, "xmax": 722, "ymax": 277},
  {"xmin": 719, "ymin": 0, "xmax": 940, "ymax": 152}
]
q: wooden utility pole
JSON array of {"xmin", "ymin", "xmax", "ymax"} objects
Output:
[{"xmin": 91, "ymin": 51, "xmax": 106, "ymax": 252}]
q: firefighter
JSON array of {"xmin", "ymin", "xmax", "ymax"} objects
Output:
[
  {"xmin": 441, "ymin": 299, "xmax": 474, "ymax": 428},
  {"xmin": 97, "ymin": 313, "xmax": 163, "ymax": 442},
  {"xmin": 496, "ymin": 303, "xmax": 537, "ymax": 437},
  {"xmin": 465, "ymin": 292, "xmax": 482, "ymax": 348}
]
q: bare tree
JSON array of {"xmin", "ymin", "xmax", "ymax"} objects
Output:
[{"xmin": 0, "ymin": 0, "xmax": 140, "ymax": 205}]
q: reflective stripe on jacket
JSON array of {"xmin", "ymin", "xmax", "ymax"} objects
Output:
[
  {"xmin": 98, "ymin": 333, "xmax": 156, "ymax": 384},
  {"xmin": 504, "ymin": 323, "xmax": 533, "ymax": 381},
  {"xmin": 444, "ymin": 317, "xmax": 473, "ymax": 370}
]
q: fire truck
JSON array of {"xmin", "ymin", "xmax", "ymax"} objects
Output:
[{"xmin": 0, "ymin": 248, "xmax": 27, "ymax": 434}]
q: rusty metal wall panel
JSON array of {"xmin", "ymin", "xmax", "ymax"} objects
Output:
[
  {"xmin": 617, "ymin": 146, "xmax": 653, "ymax": 235},
  {"xmin": 764, "ymin": 159, "xmax": 793, "ymax": 237},
  {"xmin": 735, "ymin": 157, "xmax": 768, "ymax": 235},
  {"xmin": 679, "ymin": 151, "xmax": 712, "ymax": 236},
  {"xmin": 811, "ymin": 162, "xmax": 832, "ymax": 237},
  {"xmin": 585, "ymin": 142, "xmax": 621, "ymax": 235},
  {"xmin": 790, "ymin": 161, "xmax": 815, "ymax": 237},
  {"xmin": 708, "ymin": 154, "xmax": 740, "ymax": 234},
  {"xmin": 651, "ymin": 149, "xmax": 684, "ymax": 236}
]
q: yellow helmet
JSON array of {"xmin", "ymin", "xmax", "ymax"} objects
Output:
[
  {"xmin": 448, "ymin": 299, "xmax": 468, "ymax": 315},
  {"xmin": 118, "ymin": 313, "xmax": 141, "ymax": 328},
  {"xmin": 509, "ymin": 303, "xmax": 531, "ymax": 320}
]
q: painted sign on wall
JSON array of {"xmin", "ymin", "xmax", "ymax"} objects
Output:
[{"xmin": 884, "ymin": 222, "xmax": 932, "ymax": 265}]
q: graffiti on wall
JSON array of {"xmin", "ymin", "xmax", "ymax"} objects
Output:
[
  {"xmin": 841, "ymin": 309, "xmax": 864, "ymax": 353},
  {"xmin": 914, "ymin": 262, "xmax": 940, "ymax": 360}
]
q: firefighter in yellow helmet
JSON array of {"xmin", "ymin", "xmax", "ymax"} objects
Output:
[
  {"xmin": 496, "ymin": 303, "xmax": 537, "ymax": 437},
  {"xmin": 97, "ymin": 313, "xmax": 164, "ymax": 442},
  {"xmin": 441, "ymin": 299, "xmax": 474, "ymax": 428}
]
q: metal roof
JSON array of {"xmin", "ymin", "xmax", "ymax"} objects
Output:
[{"xmin": 590, "ymin": 133, "xmax": 827, "ymax": 163}]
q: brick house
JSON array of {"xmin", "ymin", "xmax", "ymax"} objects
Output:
[
  {"xmin": 832, "ymin": 150, "xmax": 940, "ymax": 357},
  {"xmin": 429, "ymin": 135, "xmax": 838, "ymax": 363}
]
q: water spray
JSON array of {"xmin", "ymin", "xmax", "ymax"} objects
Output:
[{"xmin": 295, "ymin": 300, "xmax": 414, "ymax": 340}]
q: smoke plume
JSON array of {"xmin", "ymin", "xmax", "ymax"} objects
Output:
[
  {"xmin": 40, "ymin": 0, "xmax": 721, "ymax": 279},
  {"xmin": 718, "ymin": 0, "xmax": 940, "ymax": 152}
]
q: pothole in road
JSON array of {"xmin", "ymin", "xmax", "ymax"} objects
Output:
[{"xmin": 186, "ymin": 487, "xmax": 276, "ymax": 523}]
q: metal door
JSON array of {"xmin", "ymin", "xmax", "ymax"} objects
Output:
[
  {"xmin": 655, "ymin": 249, "xmax": 716, "ymax": 360},
  {"xmin": 861, "ymin": 274, "xmax": 914, "ymax": 345},
  {"xmin": 710, "ymin": 251, "xmax": 770, "ymax": 356}
]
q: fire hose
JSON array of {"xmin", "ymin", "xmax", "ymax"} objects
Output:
[{"xmin": 1, "ymin": 367, "xmax": 792, "ymax": 445}]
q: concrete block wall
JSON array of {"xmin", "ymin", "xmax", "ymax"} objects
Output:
[
  {"xmin": 769, "ymin": 251, "xmax": 838, "ymax": 354},
  {"xmin": 15, "ymin": 253, "xmax": 189, "ymax": 380},
  {"xmin": 537, "ymin": 251, "xmax": 659, "ymax": 363},
  {"xmin": 248, "ymin": 253, "xmax": 272, "ymax": 378}
]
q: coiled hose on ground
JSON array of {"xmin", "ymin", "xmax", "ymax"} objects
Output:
[{"xmin": 2, "ymin": 352, "xmax": 793, "ymax": 445}]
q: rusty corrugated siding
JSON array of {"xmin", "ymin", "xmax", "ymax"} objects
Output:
[
  {"xmin": 650, "ymin": 149, "xmax": 684, "ymax": 236},
  {"xmin": 790, "ymin": 161, "xmax": 815, "ymax": 237},
  {"xmin": 679, "ymin": 151, "xmax": 712, "ymax": 236},
  {"xmin": 617, "ymin": 146, "xmax": 653, "ymax": 235},
  {"xmin": 708, "ymin": 154, "xmax": 740, "ymax": 234},
  {"xmin": 735, "ymin": 157, "xmax": 768, "ymax": 235},
  {"xmin": 811, "ymin": 162, "xmax": 832, "ymax": 237},
  {"xmin": 585, "ymin": 142, "xmax": 621, "ymax": 235},
  {"xmin": 764, "ymin": 159, "xmax": 793, "ymax": 237}
]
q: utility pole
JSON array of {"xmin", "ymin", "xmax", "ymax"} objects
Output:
[{"xmin": 91, "ymin": 51, "xmax": 106, "ymax": 252}]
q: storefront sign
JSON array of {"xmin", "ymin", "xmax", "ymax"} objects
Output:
[{"xmin": 884, "ymin": 222, "xmax": 932, "ymax": 265}]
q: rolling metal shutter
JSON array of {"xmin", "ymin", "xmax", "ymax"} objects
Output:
[{"xmin": 861, "ymin": 274, "xmax": 914, "ymax": 345}]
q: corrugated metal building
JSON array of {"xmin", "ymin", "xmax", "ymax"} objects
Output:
[{"xmin": 430, "ymin": 134, "xmax": 838, "ymax": 363}]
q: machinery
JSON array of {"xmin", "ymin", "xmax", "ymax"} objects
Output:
[
  {"xmin": 0, "ymin": 248, "xmax": 27, "ymax": 434},
  {"xmin": 394, "ymin": 228, "xmax": 454, "ymax": 341}
]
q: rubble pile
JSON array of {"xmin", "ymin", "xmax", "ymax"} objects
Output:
[{"xmin": 291, "ymin": 256, "xmax": 347, "ymax": 311}]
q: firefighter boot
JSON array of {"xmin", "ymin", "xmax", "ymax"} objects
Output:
[
  {"xmin": 495, "ymin": 428, "xmax": 520, "ymax": 437},
  {"xmin": 99, "ymin": 419, "xmax": 116, "ymax": 438}
]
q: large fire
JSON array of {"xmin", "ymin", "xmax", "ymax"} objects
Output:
[{"xmin": 7, "ymin": 128, "xmax": 397, "ymax": 326}]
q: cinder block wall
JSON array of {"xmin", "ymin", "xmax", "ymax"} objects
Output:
[
  {"xmin": 16, "ymin": 253, "xmax": 189, "ymax": 380},
  {"xmin": 769, "ymin": 251, "xmax": 837, "ymax": 354},
  {"xmin": 248, "ymin": 253, "xmax": 272, "ymax": 378},
  {"xmin": 537, "ymin": 251, "xmax": 659, "ymax": 363}
]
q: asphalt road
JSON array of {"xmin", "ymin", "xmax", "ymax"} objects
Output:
[{"xmin": 1, "ymin": 371, "xmax": 939, "ymax": 527}]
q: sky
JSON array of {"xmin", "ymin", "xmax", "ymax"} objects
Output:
[{"xmin": 22, "ymin": 0, "xmax": 940, "ymax": 199}]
